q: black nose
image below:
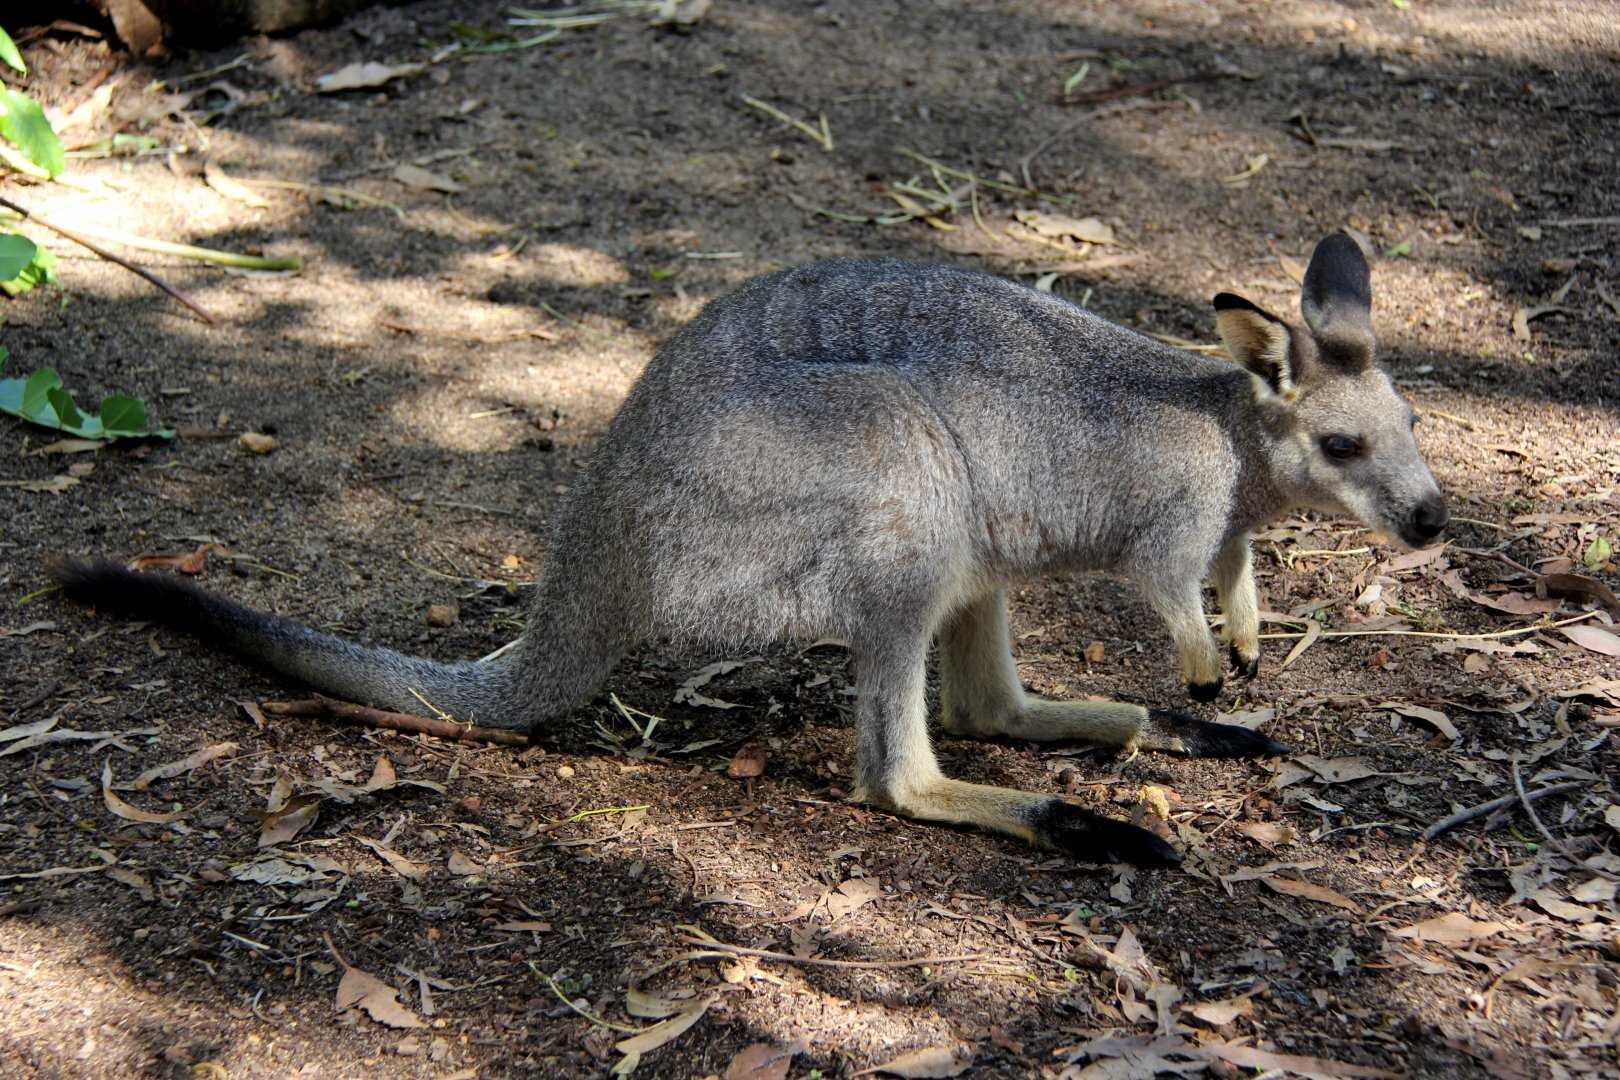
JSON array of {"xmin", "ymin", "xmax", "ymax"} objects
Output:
[{"xmin": 1411, "ymin": 495, "xmax": 1449, "ymax": 541}]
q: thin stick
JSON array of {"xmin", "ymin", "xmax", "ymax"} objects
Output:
[
  {"xmin": 1511, "ymin": 754, "xmax": 1570, "ymax": 854},
  {"xmin": 45, "ymin": 221, "xmax": 303, "ymax": 270},
  {"xmin": 529, "ymin": 963, "xmax": 645, "ymax": 1034},
  {"xmin": 1055, "ymin": 72, "xmax": 1228, "ymax": 106},
  {"xmin": 0, "ymin": 195, "xmax": 214, "ymax": 322},
  {"xmin": 1421, "ymin": 780, "xmax": 1588, "ymax": 841},
  {"xmin": 1256, "ymin": 609, "xmax": 1599, "ymax": 643},
  {"xmin": 675, "ymin": 926, "xmax": 986, "ymax": 971},
  {"xmin": 739, "ymin": 95, "xmax": 833, "ymax": 151},
  {"xmin": 261, "ymin": 695, "xmax": 529, "ymax": 747}
]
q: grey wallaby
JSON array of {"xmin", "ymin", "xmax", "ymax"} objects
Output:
[{"xmin": 54, "ymin": 232, "xmax": 1446, "ymax": 867}]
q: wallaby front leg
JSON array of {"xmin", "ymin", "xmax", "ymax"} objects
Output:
[
  {"xmin": 938, "ymin": 591, "xmax": 1288, "ymax": 758},
  {"xmin": 852, "ymin": 630, "xmax": 1179, "ymax": 867},
  {"xmin": 1213, "ymin": 535, "xmax": 1261, "ymax": 680},
  {"xmin": 1148, "ymin": 581, "xmax": 1224, "ymax": 703}
]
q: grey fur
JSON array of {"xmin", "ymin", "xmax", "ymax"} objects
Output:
[{"xmin": 54, "ymin": 233, "xmax": 1444, "ymax": 866}]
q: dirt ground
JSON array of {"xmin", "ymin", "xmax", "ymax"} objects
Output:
[{"xmin": 2, "ymin": 1, "xmax": 1618, "ymax": 1077}]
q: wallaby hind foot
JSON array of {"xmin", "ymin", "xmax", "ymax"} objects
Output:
[{"xmin": 937, "ymin": 590, "xmax": 1289, "ymax": 758}]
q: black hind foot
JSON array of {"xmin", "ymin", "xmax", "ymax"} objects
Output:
[
  {"xmin": 1147, "ymin": 708, "xmax": 1291, "ymax": 759},
  {"xmin": 1028, "ymin": 799, "xmax": 1182, "ymax": 867}
]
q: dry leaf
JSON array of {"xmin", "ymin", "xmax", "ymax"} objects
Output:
[
  {"xmin": 238, "ymin": 431, "xmax": 278, "ymax": 455},
  {"xmin": 1235, "ymin": 821, "xmax": 1296, "ymax": 849},
  {"xmin": 34, "ymin": 437, "xmax": 104, "ymax": 454},
  {"xmin": 857, "ymin": 1043, "xmax": 975, "ymax": 1078},
  {"xmin": 1606, "ymin": 804, "xmax": 1620, "ymax": 832},
  {"xmin": 1297, "ymin": 755, "xmax": 1380, "ymax": 784},
  {"xmin": 1202, "ymin": 1041, "xmax": 1396, "ymax": 1078},
  {"xmin": 725, "ymin": 1042, "xmax": 797, "ymax": 1080},
  {"xmin": 614, "ymin": 993, "xmax": 715, "ymax": 1056},
  {"xmin": 128, "ymin": 742, "xmax": 238, "ymax": 789},
  {"xmin": 1383, "ymin": 544, "xmax": 1448, "ymax": 573},
  {"xmin": 352, "ymin": 835, "xmax": 426, "ymax": 879},
  {"xmin": 393, "ymin": 163, "xmax": 464, "ymax": 193},
  {"xmin": 1260, "ymin": 875, "xmax": 1361, "ymax": 912},
  {"xmin": 230, "ymin": 854, "xmax": 343, "ymax": 886},
  {"xmin": 1529, "ymin": 889, "xmax": 1595, "ymax": 923},
  {"xmin": 0, "ymin": 474, "xmax": 80, "ymax": 493},
  {"xmin": 1381, "ymin": 702, "xmax": 1459, "ymax": 741},
  {"xmin": 446, "ymin": 850, "xmax": 483, "ymax": 876},
  {"xmin": 258, "ymin": 793, "xmax": 321, "ymax": 847},
  {"xmin": 105, "ymin": 865, "xmax": 154, "ymax": 900},
  {"xmin": 727, "ymin": 743, "xmax": 768, "ymax": 778},
  {"xmin": 1014, "ymin": 210, "xmax": 1116, "ymax": 244},
  {"xmin": 102, "ymin": 761, "xmax": 188, "ymax": 824},
  {"xmin": 1469, "ymin": 590, "xmax": 1560, "ymax": 616},
  {"xmin": 1391, "ymin": 912, "xmax": 1507, "ymax": 944},
  {"xmin": 1538, "ymin": 572, "xmax": 1620, "ymax": 612},
  {"xmin": 130, "ymin": 543, "xmax": 219, "ymax": 574},
  {"xmin": 1279, "ymin": 619, "xmax": 1321, "ymax": 670},
  {"xmin": 335, "ymin": 964, "xmax": 426, "ymax": 1028},
  {"xmin": 1186, "ymin": 996, "xmax": 1254, "ymax": 1028},
  {"xmin": 1083, "ymin": 640, "xmax": 1106, "ymax": 663},
  {"xmin": 674, "ymin": 658, "xmax": 758, "ymax": 709},
  {"xmin": 203, "ymin": 160, "xmax": 269, "ymax": 207},
  {"xmin": 826, "ymin": 877, "xmax": 882, "ymax": 921},
  {"xmin": 626, "ymin": 987, "xmax": 687, "ymax": 1020},
  {"xmin": 0, "ymin": 716, "xmax": 58, "ymax": 743},
  {"xmin": 1559, "ymin": 625, "xmax": 1620, "ymax": 657},
  {"xmin": 315, "ymin": 61, "xmax": 425, "ymax": 93}
]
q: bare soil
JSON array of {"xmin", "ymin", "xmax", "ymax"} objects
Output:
[{"xmin": 2, "ymin": 2, "xmax": 1617, "ymax": 1078}]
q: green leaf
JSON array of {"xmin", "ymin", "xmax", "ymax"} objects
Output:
[
  {"xmin": 46, "ymin": 385, "xmax": 83, "ymax": 430},
  {"xmin": 1586, "ymin": 536, "xmax": 1614, "ymax": 569},
  {"xmin": 1383, "ymin": 240, "xmax": 1411, "ymax": 258},
  {"xmin": 0, "ymin": 238, "xmax": 55, "ymax": 296},
  {"xmin": 0, "ymin": 232, "xmax": 36, "ymax": 280},
  {"xmin": 0, "ymin": 88, "xmax": 65, "ymax": 178},
  {"xmin": 99, "ymin": 394, "xmax": 153, "ymax": 435},
  {"xmin": 19, "ymin": 367, "xmax": 61, "ymax": 421},
  {"xmin": 0, "ymin": 26, "xmax": 24, "ymax": 75}
]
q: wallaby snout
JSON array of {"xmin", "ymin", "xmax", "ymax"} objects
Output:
[{"xmin": 1404, "ymin": 491, "xmax": 1450, "ymax": 546}]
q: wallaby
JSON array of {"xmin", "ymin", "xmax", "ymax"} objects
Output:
[{"xmin": 53, "ymin": 232, "xmax": 1446, "ymax": 868}]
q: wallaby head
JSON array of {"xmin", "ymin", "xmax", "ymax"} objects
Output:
[{"xmin": 1213, "ymin": 233, "xmax": 1448, "ymax": 548}]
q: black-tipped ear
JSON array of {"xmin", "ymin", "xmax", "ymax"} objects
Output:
[
  {"xmin": 1212, "ymin": 292, "xmax": 1295, "ymax": 398},
  {"xmin": 1301, "ymin": 233, "xmax": 1374, "ymax": 368}
]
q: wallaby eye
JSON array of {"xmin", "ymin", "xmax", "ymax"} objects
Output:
[{"xmin": 1320, "ymin": 434, "xmax": 1364, "ymax": 460}]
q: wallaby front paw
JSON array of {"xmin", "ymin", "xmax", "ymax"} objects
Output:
[
  {"xmin": 1187, "ymin": 678, "xmax": 1223, "ymax": 704},
  {"xmin": 1149, "ymin": 708, "xmax": 1291, "ymax": 758},
  {"xmin": 1227, "ymin": 643, "xmax": 1261, "ymax": 681},
  {"xmin": 1029, "ymin": 799, "xmax": 1181, "ymax": 867}
]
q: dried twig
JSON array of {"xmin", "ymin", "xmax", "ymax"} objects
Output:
[
  {"xmin": 1257, "ymin": 609, "xmax": 1600, "ymax": 643},
  {"xmin": 1421, "ymin": 780, "xmax": 1589, "ymax": 841},
  {"xmin": 0, "ymin": 195, "xmax": 214, "ymax": 322},
  {"xmin": 1511, "ymin": 754, "xmax": 1571, "ymax": 854},
  {"xmin": 260, "ymin": 694, "xmax": 529, "ymax": 747},
  {"xmin": 1056, "ymin": 72, "xmax": 1229, "ymax": 106},
  {"xmin": 739, "ymin": 95, "xmax": 833, "ymax": 151},
  {"xmin": 672, "ymin": 925, "xmax": 988, "ymax": 971}
]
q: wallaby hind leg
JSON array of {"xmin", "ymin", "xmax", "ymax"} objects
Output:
[
  {"xmin": 938, "ymin": 591, "xmax": 1288, "ymax": 758},
  {"xmin": 851, "ymin": 627, "xmax": 1179, "ymax": 866}
]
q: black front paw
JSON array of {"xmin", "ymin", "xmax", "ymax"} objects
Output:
[
  {"xmin": 1029, "ymin": 800, "xmax": 1182, "ymax": 867},
  {"xmin": 1187, "ymin": 678, "xmax": 1223, "ymax": 704},
  {"xmin": 1228, "ymin": 644, "xmax": 1261, "ymax": 681},
  {"xmin": 1150, "ymin": 708, "xmax": 1291, "ymax": 759}
]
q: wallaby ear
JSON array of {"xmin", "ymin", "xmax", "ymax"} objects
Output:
[
  {"xmin": 1213, "ymin": 292, "xmax": 1296, "ymax": 399},
  {"xmin": 1300, "ymin": 232, "xmax": 1374, "ymax": 369}
]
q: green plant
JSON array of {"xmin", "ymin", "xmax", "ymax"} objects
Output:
[
  {"xmin": 0, "ymin": 25, "xmax": 63, "ymax": 294},
  {"xmin": 0, "ymin": 348, "xmax": 174, "ymax": 441}
]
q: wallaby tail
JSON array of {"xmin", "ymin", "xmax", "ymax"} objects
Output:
[{"xmin": 50, "ymin": 559, "xmax": 527, "ymax": 729}]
